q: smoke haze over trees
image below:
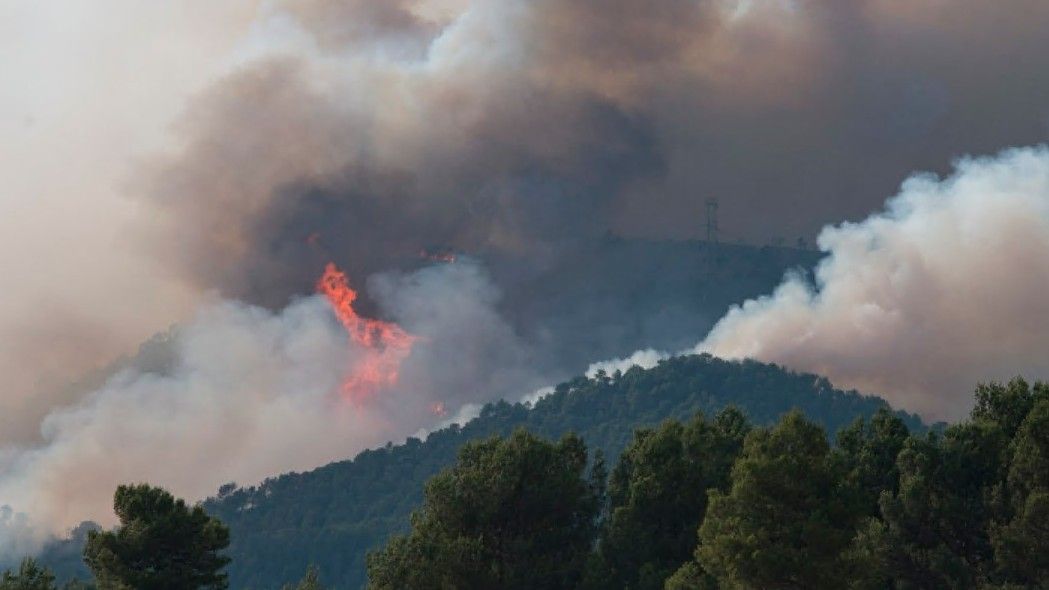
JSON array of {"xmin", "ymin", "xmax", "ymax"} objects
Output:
[
  {"xmin": 5, "ymin": 0, "xmax": 1049, "ymax": 577},
  {"xmin": 15, "ymin": 375, "xmax": 1047, "ymax": 588},
  {"xmin": 161, "ymin": 355, "xmax": 920, "ymax": 589}
]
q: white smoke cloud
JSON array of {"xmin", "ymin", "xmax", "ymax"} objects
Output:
[
  {"xmin": 0, "ymin": 261, "xmax": 535, "ymax": 562},
  {"xmin": 6, "ymin": 0, "xmax": 1049, "ymax": 568},
  {"xmin": 586, "ymin": 348, "xmax": 664, "ymax": 378},
  {"xmin": 585, "ymin": 146, "xmax": 1049, "ymax": 423},
  {"xmin": 370, "ymin": 259, "xmax": 549, "ymax": 408},
  {"xmin": 697, "ymin": 146, "xmax": 1049, "ymax": 422},
  {"xmin": 0, "ymin": 0, "xmax": 264, "ymax": 442}
]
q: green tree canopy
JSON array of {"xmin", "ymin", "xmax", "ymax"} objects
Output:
[
  {"xmin": 83, "ymin": 484, "xmax": 230, "ymax": 590},
  {"xmin": 991, "ymin": 395, "xmax": 1049, "ymax": 586},
  {"xmin": 1, "ymin": 558, "xmax": 56, "ymax": 590},
  {"xmin": 366, "ymin": 429, "xmax": 603, "ymax": 590},
  {"xmin": 856, "ymin": 379, "xmax": 1047, "ymax": 588},
  {"xmin": 593, "ymin": 408, "xmax": 748, "ymax": 589},
  {"xmin": 834, "ymin": 408, "xmax": 910, "ymax": 518},
  {"xmin": 697, "ymin": 410, "xmax": 858, "ymax": 589}
]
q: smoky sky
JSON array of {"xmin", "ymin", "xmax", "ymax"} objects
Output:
[
  {"xmin": 141, "ymin": 0, "xmax": 1049, "ymax": 306},
  {"xmin": 6, "ymin": 0, "xmax": 1049, "ymax": 557}
]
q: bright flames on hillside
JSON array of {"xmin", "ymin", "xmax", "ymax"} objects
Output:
[{"xmin": 316, "ymin": 262, "xmax": 416, "ymax": 403}]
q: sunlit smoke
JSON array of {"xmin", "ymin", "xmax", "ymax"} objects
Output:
[
  {"xmin": 6, "ymin": 0, "xmax": 1049, "ymax": 568},
  {"xmin": 586, "ymin": 146, "xmax": 1049, "ymax": 422},
  {"xmin": 696, "ymin": 146, "xmax": 1049, "ymax": 421}
]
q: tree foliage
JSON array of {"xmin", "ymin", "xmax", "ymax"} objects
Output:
[
  {"xmin": 16, "ymin": 373, "xmax": 1049, "ymax": 589},
  {"xmin": 696, "ymin": 411, "xmax": 857, "ymax": 589},
  {"xmin": 590, "ymin": 408, "xmax": 748, "ymax": 589},
  {"xmin": 366, "ymin": 430, "xmax": 603, "ymax": 590},
  {"xmin": 851, "ymin": 379, "xmax": 1049, "ymax": 589},
  {"xmin": 364, "ymin": 377, "xmax": 1048, "ymax": 590},
  {"xmin": 83, "ymin": 484, "xmax": 230, "ymax": 590},
  {"xmin": 1, "ymin": 558, "xmax": 56, "ymax": 590},
  {"xmin": 0, "ymin": 558, "xmax": 92, "ymax": 590}
]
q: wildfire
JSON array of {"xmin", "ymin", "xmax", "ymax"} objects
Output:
[{"xmin": 316, "ymin": 262, "xmax": 416, "ymax": 403}]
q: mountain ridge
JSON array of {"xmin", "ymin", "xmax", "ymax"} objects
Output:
[{"xmin": 41, "ymin": 354, "xmax": 923, "ymax": 589}]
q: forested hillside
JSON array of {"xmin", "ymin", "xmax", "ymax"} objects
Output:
[
  {"xmin": 367, "ymin": 379, "xmax": 1048, "ymax": 589},
  {"xmin": 25, "ymin": 368, "xmax": 1048, "ymax": 589},
  {"xmin": 192, "ymin": 355, "xmax": 919, "ymax": 589}
]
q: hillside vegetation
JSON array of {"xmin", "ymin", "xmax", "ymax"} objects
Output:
[
  {"xmin": 198, "ymin": 354, "xmax": 919, "ymax": 589},
  {"xmin": 27, "ymin": 366, "xmax": 1048, "ymax": 588},
  {"xmin": 367, "ymin": 378, "xmax": 1048, "ymax": 589}
]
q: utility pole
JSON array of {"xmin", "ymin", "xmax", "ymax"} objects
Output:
[{"xmin": 705, "ymin": 198, "xmax": 720, "ymax": 243}]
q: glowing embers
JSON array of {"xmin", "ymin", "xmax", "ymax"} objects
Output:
[{"xmin": 316, "ymin": 263, "xmax": 416, "ymax": 403}]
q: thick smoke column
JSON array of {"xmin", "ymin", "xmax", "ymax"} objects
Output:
[
  {"xmin": 143, "ymin": 0, "xmax": 1049, "ymax": 304},
  {"xmin": 2, "ymin": 296, "xmax": 357, "ymax": 561},
  {"xmin": 699, "ymin": 147, "xmax": 1049, "ymax": 421},
  {"xmin": 0, "ymin": 261, "xmax": 537, "ymax": 561},
  {"xmin": 6, "ymin": 0, "xmax": 1049, "ymax": 446}
]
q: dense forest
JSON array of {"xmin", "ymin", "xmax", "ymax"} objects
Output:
[
  {"xmin": 12, "ymin": 375, "xmax": 1046, "ymax": 589},
  {"xmin": 39, "ymin": 354, "xmax": 922, "ymax": 588},
  {"xmin": 205, "ymin": 355, "xmax": 923, "ymax": 589},
  {"xmin": 367, "ymin": 377, "xmax": 1049, "ymax": 589}
]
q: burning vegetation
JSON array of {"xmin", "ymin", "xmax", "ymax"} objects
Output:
[{"xmin": 316, "ymin": 262, "xmax": 416, "ymax": 403}]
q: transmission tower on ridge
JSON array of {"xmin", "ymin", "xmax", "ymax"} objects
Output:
[{"xmin": 705, "ymin": 197, "xmax": 720, "ymax": 243}]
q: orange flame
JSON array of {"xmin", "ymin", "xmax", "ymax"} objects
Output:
[{"xmin": 317, "ymin": 262, "xmax": 416, "ymax": 403}]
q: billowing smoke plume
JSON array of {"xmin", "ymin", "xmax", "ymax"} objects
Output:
[
  {"xmin": 5, "ymin": 0, "xmax": 1049, "ymax": 564},
  {"xmin": 0, "ymin": 1, "xmax": 263, "ymax": 443},
  {"xmin": 592, "ymin": 147, "xmax": 1049, "ymax": 421},
  {"xmin": 143, "ymin": 0, "xmax": 1049, "ymax": 305},
  {"xmin": 6, "ymin": 0, "xmax": 1049, "ymax": 430},
  {"xmin": 699, "ymin": 146, "xmax": 1049, "ymax": 422},
  {"xmin": 0, "ymin": 261, "xmax": 539, "ymax": 561}
]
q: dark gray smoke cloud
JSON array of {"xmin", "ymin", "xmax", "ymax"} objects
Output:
[{"xmin": 141, "ymin": 0, "xmax": 1049, "ymax": 306}]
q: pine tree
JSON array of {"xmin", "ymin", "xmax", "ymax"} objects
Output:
[{"xmin": 83, "ymin": 484, "xmax": 230, "ymax": 590}]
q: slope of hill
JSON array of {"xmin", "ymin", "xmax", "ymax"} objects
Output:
[{"xmin": 180, "ymin": 355, "xmax": 920, "ymax": 589}]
